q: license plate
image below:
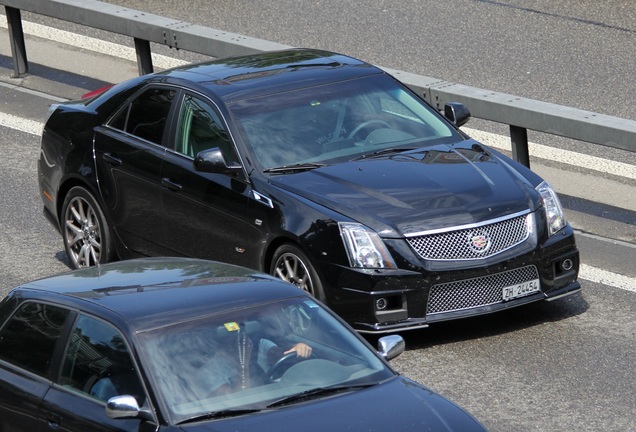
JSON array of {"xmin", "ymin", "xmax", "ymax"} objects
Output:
[{"xmin": 502, "ymin": 279, "xmax": 540, "ymax": 301}]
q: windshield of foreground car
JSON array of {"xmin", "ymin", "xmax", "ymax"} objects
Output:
[
  {"xmin": 229, "ymin": 74, "xmax": 463, "ymax": 171},
  {"xmin": 136, "ymin": 297, "xmax": 393, "ymax": 424}
]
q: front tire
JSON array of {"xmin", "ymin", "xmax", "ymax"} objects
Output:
[
  {"xmin": 270, "ymin": 244, "xmax": 325, "ymax": 301},
  {"xmin": 61, "ymin": 186, "xmax": 114, "ymax": 269}
]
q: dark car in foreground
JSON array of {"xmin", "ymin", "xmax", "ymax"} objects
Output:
[
  {"xmin": 0, "ymin": 258, "xmax": 487, "ymax": 431},
  {"xmin": 38, "ymin": 48, "xmax": 580, "ymax": 333}
]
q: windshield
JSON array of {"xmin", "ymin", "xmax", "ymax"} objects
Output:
[
  {"xmin": 137, "ymin": 297, "xmax": 393, "ymax": 424},
  {"xmin": 229, "ymin": 74, "xmax": 462, "ymax": 171}
]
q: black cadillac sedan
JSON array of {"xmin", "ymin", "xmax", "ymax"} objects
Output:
[
  {"xmin": 0, "ymin": 258, "xmax": 487, "ymax": 431},
  {"xmin": 38, "ymin": 48, "xmax": 580, "ymax": 333}
]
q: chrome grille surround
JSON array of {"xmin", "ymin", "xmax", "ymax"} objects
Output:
[
  {"xmin": 427, "ymin": 265, "xmax": 540, "ymax": 315},
  {"xmin": 405, "ymin": 210, "xmax": 534, "ymax": 261}
]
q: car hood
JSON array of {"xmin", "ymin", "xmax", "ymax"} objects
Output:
[
  {"xmin": 269, "ymin": 142, "xmax": 540, "ymax": 236},
  {"xmin": 179, "ymin": 376, "xmax": 485, "ymax": 431}
]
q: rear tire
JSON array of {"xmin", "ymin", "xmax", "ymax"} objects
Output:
[
  {"xmin": 270, "ymin": 244, "xmax": 325, "ymax": 302},
  {"xmin": 61, "ymin": 186, "xmax": 115, "ymax": 269}
]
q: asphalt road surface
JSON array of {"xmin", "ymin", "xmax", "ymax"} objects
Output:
[{"xmin": 1, "ymin": 2, "xmax": 636, "ymax": 431}]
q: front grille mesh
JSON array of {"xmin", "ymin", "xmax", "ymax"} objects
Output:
[
  {"xmin": 406, "ymin": 213, "xmax": 530, "ymax": 261},
  {"xmin": 427, "ymin": 265, "xmax": 540, "ymax": 315}
]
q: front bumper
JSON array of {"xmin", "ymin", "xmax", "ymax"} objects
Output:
[{"xmin": 322, "ymin": 226, "xmax": 581, "ymax": 334}]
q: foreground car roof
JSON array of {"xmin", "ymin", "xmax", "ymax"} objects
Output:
[{"xmin": 17, "ymin": 258, "xmax": 302, "ymax": 331}]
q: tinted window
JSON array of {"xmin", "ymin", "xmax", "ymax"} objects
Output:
[
  {"xmin": 0, "ymin": 295, "xmax": 17, "ymax": 328},
  {"xmin": 175, "ymin": 94, "xmax": 236, "ymax": 162},
  {"xmin": 60, "ymin": 315, "xmax": 145, "ymax": 405},
  {"xmin": 110, "ymin": 87, "xmax": 176, "ymax": 145},
  {"xmin": 229, "ymin": 74, "xmax": 461, "ymax": 169},
  {"xmin": 0, "ymin": 302, "xmax": 71, "ymax": 376},
  {"xmin": 138, "ymin": 297, "xmax": 390, "ymax": 423}
]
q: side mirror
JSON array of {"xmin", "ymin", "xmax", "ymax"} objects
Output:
[
  {"xmin": 377, "ymin": 335, "xmax": 405, "ymax": 361},
  {"xmin": 444, "ymin": 102, "xmax": 471, "ymax": 127},
  {"xmin": 193, "ymin": 147, "xmax": 242, "ymax": 175},
  {"xmin": 106, "ymin": 395, "xmax": 154, "ymax": 421}
]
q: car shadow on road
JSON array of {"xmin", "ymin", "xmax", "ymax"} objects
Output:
[{"xmin": 55, "ymin": 250, "xmax": 73, "ymax": 269}]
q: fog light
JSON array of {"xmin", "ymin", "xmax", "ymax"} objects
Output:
[
  {"xmin": 376, "ymin": 298, "xmax": 388, "ymax": 310},
  {"xmin": 561, "ymin": 259, "xmax": 574, "ymax": 271}
]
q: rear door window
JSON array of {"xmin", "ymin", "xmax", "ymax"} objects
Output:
[
  {"xmin": 109, "ymin": 87, "xmax": 176, "ymax": 145},
  {"xmin": 0, "ymin": 302, "xmax": 71, "ymax": 377}
]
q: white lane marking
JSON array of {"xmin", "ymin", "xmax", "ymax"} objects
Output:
[
  {"xmin": 580, "ymin": 264, "xmax": 636, "ymax": 293},
  {"xmin": 464, "ymin": 128, "xmax": 636, "ymax": 181},
  {"xmin": 0, "ymin": 111, "xmax": 43, "ymax": 135}
]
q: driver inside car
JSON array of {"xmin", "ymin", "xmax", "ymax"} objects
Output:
[
  {"xmin": 195, "ymin": 320, "xmax": 312, "ymax": 396},
  {"xmin": 254, "ymin": 306, "xmax": 313, "ymax": 372}
]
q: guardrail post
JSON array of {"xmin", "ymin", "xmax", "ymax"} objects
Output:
[
  {"xmin": 4, "ymin": 6, "xmax": 28, "ymax": 77},
  {"xmin": 510, "ymin": 125, "xmax": 530, "ymax": 168},
  {"xmin": 134, "ymin": 38, "xmax": 153, "ymax": 75}
]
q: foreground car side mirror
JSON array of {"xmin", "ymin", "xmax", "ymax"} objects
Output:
[
  {"xmin": 444, "ymin": 102, "xmax": 471, "ymax": 127},
  {"xmin": 378, "ymin": 335, "xmax": 405, "ymax": 361},
  {"xmin": 106, "ymin": 395, "xmax": 154, "ymax": 421},
  {"xmin": 194, "ymin": 147, "xmax": 242, "ymax": 176}
]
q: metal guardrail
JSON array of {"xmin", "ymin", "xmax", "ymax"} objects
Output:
[{"xmin": 2, "ymin": 0, "xmax": 636, "ymax": 167}]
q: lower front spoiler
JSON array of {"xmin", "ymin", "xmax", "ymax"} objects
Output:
[
  {"xmin": 352, "ymin": 280, "xmax": 582, "ymax": 334},
  {"xmin": 355, "ymin": 318, "xmax": 430, "ymax": 334},
  {"xmin": 545, "ymin": 281, "xmax": 582, "ymax": 301}
]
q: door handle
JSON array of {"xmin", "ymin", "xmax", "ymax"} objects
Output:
[
  {"xmin": 103, "ymin": 152, "xmax": 122, "ymax": 166},
  {"xmin": 161, "ymin": 177, "xmax": 182, "ymax": 192}
]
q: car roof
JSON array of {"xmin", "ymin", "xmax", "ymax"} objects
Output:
[
  {"xmin": 15, "ymin": 258, "xmax": 305, "ymax": 332},
  {"xmin": 153, "ymin": 48, "xmax": 384, "ymax": 101}
]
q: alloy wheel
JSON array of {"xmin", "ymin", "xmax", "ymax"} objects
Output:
[
  {"xmin": 273, "ymin": 252, "xmax": 315, "ymax": 295},
  {"xmin": 64, "ymin": 195, "xmax": 103, "ymax": 268}
]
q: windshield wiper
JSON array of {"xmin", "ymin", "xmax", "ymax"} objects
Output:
[
  {"xmin": 263, "ymin": 162, "xmax": 326, "ymax": 174},
  {"xmin": 266, "ymin": 383, "xmax": 376, "ymax": 408},
  {"xmin": 178, "ymin": 407, "xmax": 262, "ymax": 424},
  {"xmin": 351, "ymin": 147, "xmax": 416, "ymax": 161}
]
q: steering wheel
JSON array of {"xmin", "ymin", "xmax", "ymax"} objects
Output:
[
  {"xmin": 347, "ymin": 119, "xmax": 392, "ymax": 140},
  {"xmin": 266, "ymin": 352, "xmax": 305, "ymax": 382}
]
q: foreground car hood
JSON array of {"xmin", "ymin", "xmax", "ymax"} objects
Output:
[
  {"xmin": 181, "ymin": 377, "xmax": 486, "ymax": 431},
  {"xmin": 270, "ymin": 143, "xmax": 539, "ymax": 236}
]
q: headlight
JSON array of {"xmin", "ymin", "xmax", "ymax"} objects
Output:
[
  {"xmin": 536, "ymin": 181, "xmax": 566, "ymax": 236},
  {"xmin": 339, "ymin": 222, "xmax": 396, "ymax": 269}
]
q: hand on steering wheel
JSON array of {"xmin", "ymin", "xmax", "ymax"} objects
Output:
[
  {"xmin": 285, "ymin": 342, "xmax": 312, "ymax": 358},
  {"xmin": 266, "ymin": 343, "xmax": 313, "ymax": 381}
]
